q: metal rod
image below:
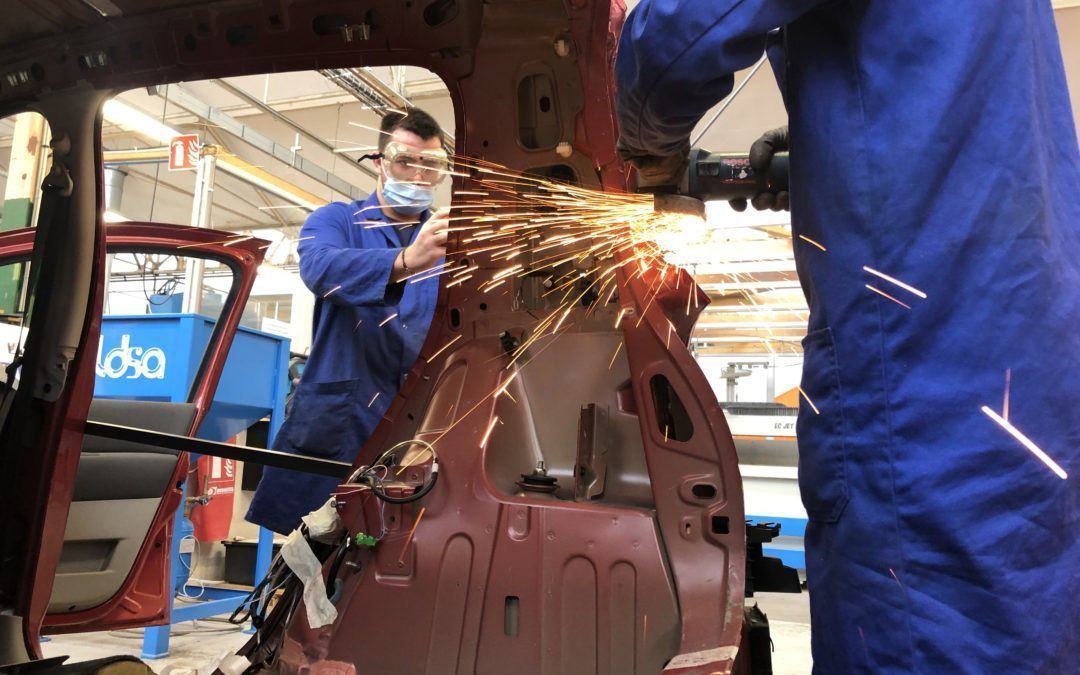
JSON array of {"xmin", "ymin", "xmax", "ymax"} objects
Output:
[{"xmin": 84, "ymin": 421, "xmax": 353, "ymax": 478}]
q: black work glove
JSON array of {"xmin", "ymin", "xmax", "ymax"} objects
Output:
[
  {"xmin": 730, "ymin": 125, "xmax": 790, "ymax": 212},
  {"xmin": 617, "ymin": 139, "xmax": 690, "ymax": 191}
]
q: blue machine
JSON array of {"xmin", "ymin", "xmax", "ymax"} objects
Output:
[{"xmin": 94, "ymin": 313, "xmax": 290, "ymax": 659}]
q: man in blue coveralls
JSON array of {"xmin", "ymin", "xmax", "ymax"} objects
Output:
[
  {"xmin": 615, "ymin": 2, "xmax": 1079, "ymax": 673},
  {"xmin": 247, "ymin": 107, "xmax": 450, "ymax": 535}
]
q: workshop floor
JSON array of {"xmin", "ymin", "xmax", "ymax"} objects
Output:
[{"xmin": 41, "ymin": 591, "xmax": 812, "ymax": 673}]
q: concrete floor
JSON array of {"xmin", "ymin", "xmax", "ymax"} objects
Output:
[{"xmin": 41, "ymin": 591, "xmax": 812, "ymax": 674}]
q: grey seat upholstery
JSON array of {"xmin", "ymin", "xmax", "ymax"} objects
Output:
[
  {"xmin": 72, "ymin": 399, "xmax": 196, "ymax": 501},
  {"xmin": 49, "ymin": 398, "xmax": 197, "ymax": 613}
]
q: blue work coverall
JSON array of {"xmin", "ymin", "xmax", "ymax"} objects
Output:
[
  {"xmin": 616, "ymin": 2, "xmax": 1079, "ymax": 672},
  {"xmin": 246, "ymin": 193, "xmax": 438, "ymax": 534}
]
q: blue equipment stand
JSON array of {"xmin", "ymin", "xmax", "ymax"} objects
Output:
[
  {"xmin": 89, "ymin": 314, "xmax": 289, "ymax": 659},
  {"xmin": 746, "ymin": 514, "xmax": 808, "ymax": 570}
]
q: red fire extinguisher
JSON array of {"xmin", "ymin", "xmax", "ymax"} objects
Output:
[{"xmin": 189, "ymin": 451, "xmax": 236, "ymax": 542}]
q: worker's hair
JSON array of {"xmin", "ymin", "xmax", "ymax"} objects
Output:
[{"xmin": 379, "ymin": 107, "xmax": 442, "ymax": 152}]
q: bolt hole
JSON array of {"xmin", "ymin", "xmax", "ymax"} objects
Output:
[
  {"xmin": 450, "ymin": 307, "xmax": 461, "ymax": 328},
  {"xmin": 691, "ymin": 483, "xmax": 717, "ymax": 500},
  {"xmin": 684, "ymin": 522, "xmax": 692, "ymax": 536},
  {"xmin": 482, "ymin": 140, "xmax": 489, "ymax": 148},
  {"xmin": 479, "ymin": 303, "xmax": 487, "ymax": 311},
  {"xmin": 539, "ymin": 96, "xmax": 551, "ymax": 113},
  {"xmin": 711, "ymin": 515, "xmax": 730, "ymax": 535}
]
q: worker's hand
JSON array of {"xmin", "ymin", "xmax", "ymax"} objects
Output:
[
  {"xmin": 404, "ymin": 207, "xmax": 449, "ymax": 272},
  {"xmin": 730, "ymin": 126, "xmax": 790, "ymax": 212},
  {"xmin": 617, "ymin": 139, "xmax": 689, "ymax": 190}
]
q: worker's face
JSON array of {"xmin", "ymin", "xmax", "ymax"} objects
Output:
[{"xmin": 376, "ymin": 129, "xmax": 449, "ymax": 188}]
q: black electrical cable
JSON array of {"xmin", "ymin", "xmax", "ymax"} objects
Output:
[
  {"xmin": 359, "ymin": 440, "xmax": 440, "ymax": 504},
  {"xmin": 324, "ymin": 539, "xmax": 350, "ymax": 599}
]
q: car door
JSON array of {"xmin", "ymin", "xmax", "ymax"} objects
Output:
[{"xmin": 0, "ymin": 221, "xmax": 266, "ymax": 646}]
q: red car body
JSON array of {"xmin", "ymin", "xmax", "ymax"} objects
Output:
[{"xmin": 0, "ymin": 2, "xmax": 760, "ymax": 672}]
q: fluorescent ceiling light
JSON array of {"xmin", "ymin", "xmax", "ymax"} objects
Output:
[{"xmin": 102, "ymin": 99, "xmax": 177, "ymax": 144}]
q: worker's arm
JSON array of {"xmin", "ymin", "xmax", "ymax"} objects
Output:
[
  {"xmin": 615, "ymin": 0, "xmax": 825, "ymax": 160},
  {"xmin": 296, "ymin": 203, "xmax": 410, "ymax": 306},
  {"xmin": 389, "ymin": 207, "xmax": 449, "ymax": 284}
]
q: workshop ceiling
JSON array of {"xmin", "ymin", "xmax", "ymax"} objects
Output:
[{"xmin": 0, "ymin": 3, "xmax": 1077, "ymax": 356}]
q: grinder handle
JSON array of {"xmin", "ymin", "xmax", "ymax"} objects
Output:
[{"xmin": 686, "ymin": 147, "xmax": 789, "ymax": 202}]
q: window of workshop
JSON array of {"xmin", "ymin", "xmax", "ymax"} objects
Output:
[
  {"xmin": 0, "ymin": 112, "xmax": 51, "ymax": 233},
  {"xmin": 102, "ymin": 69, "xmax": 454, "ymax": 348},
  {"xmin": 0, "ymin": 112, "xmax": 51, "ymax": 319},
  {"xmin": 0, "ymin": 256, "xmax": 29, "ymax": 393}
]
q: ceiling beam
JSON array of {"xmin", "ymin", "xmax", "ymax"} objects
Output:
[
  {"xmin": 149, "ymin": 83, "xmax": 364, "ymax": 202},
  {"xmin": 211, "ymin": 78, "xmax": 378, "ymax": 180},
  {"xmin": 320, "ymin": 68, "xmax": 455, "ymax": 149},
  {"xmin": 103, "ymin": 147, "xmax": 327, "ymax": 210}
]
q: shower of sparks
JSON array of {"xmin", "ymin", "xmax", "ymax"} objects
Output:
[
  {"xmin": 799, "ymin": 234, "xmax": 827, "ymax": 252},
  {"xmin": 862, "ymin": 266, "xmax": 927, "ymax": 299},
  {"xmin": 797, "ymin": 386, "xmax": 820, "ymax": 415},
  {"xmin": 378, "ymin": 152, "xmax": 807, "ymax": 456},
  {"xmin": 323, "ymin": 285, "xmax": 342, "ymax": 298},
  {"xmin": 865, "ymin": 284, "xmax": 912, "ymax": 310},
  {"xmin": 367, "ymin": 391, "xmax": 381, "ymax": 408},
  {"xmin": 981, "ymin": 406, "xmax": 1068, "ymax": 480},
  {"xmin": 398, "ymin": 506, "xmax": 426, "ymax": 566},
  {"xmin": 479, "ymin": 415, "xmax": 500, "ymax": 449},
  {"xmin": 379, "ymin": 313, "xmax": 399, "ymax": 327}
]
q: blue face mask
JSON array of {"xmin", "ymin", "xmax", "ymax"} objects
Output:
[{"xmin": 381, "ymin": 179, "xmax": 434, "ymax": 216}]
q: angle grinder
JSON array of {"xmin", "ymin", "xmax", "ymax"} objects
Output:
[{"xmin": 650, "ymin": 148, "xmax": 789, "ymax": 219}]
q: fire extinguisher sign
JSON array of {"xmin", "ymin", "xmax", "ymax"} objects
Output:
[{"xmin": 169, "ymin": 134, "xmax": 199, "ymax": 171}]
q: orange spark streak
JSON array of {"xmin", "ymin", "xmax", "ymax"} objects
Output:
[
  {"xmin": 797, "ymin": 386, "xmax": 820, "ymax": 415},
  {"xmin": 863, "ymin": 266, "xmax": 927, "ymax": 298},
  {"xmin": 608, "ymin": 342, "xmax": 623, "ymax": 370},
  {"xmin": 865, "ymin": 284, "xmax": 912, "ymax": 309},
  {"xmin": 323, "ymin": 285, "xmax": 342, "ymax": 298},
  {"xmin": 1003, "ymin": 368, "xmax": 1012, "ymax": 422},
  {"xmin": 367, "ymin": 392, "xmax": 381, "ymax": 408},
  {"xmin": 799, "ymin": 234, "xmax": 827, "ymax": 251},
  {"xmin": 426, "ymin": 335, "xmax": 462, "ymax": 362},
  {"xmin": 614, "ymin": 308, "xmax": 628, "ymax": 328},
  {"xmin": 479, "ymin": 416, "xmax": 500, "ymax": 449},
  {"xmin": 446, "ymin": 274, "xmax": 475, "ymax": 288},
  {"xmin": 397, "ymin": 507, "xmax": 426, "ymax": 565},
  {"xmin": 379, "ymin": 313, "xmax": 399, "ymax": 327},
  {"xmin": 981, "ymin": 406, "xmax": 1067, "ymax": 479}
]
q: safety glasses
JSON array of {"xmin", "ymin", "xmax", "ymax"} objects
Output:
[{"xmin": 381, "ymin": 142, "xmax": 451, "ymax": 185}]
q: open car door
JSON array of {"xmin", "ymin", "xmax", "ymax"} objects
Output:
[{"xmin": 0, "ymin": 221, "xmax": 266, "ymax": 658}]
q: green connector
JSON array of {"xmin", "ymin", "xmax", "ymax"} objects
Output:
[{"xmin": 354, "ymin": 532, "xmax": 377, "ymax": 547}]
